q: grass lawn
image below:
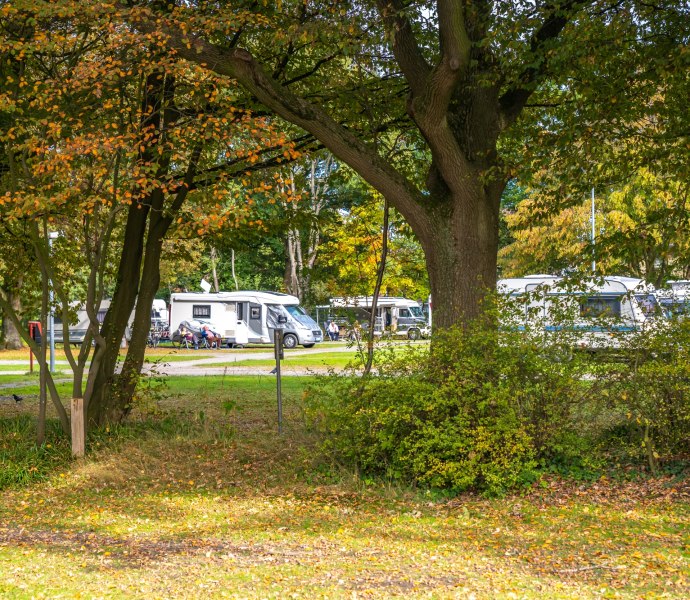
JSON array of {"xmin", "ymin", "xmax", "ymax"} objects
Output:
[
  {"xmin": 208, "ymin": 351, "xmax": 361, "ymax": 370},
  {"xmin": 1, "ymin": 376, "xmax": 688, "ymax": 599}
]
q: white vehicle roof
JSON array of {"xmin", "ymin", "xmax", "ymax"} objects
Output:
[
  {"xmin": 498, "ymin": 275, "xmax": 649, "ymax": 295},
  {"xmin": 668, "ymin": 281, "xmax": 690, "ymax": 296},
  {"xmin": 330, "ymin": 296, "xmax": 421, "ymax": 309},
  {"xmin": 170, "ymin": 291, "xmax": 300, "ymax": 305}
]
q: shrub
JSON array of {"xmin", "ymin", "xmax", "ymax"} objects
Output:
[{"xmin": 304, "ymin": 313, "xmax": 593, "ymax": 496}]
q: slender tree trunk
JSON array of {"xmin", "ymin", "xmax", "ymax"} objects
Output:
[
  {"xmin": 2, "ymin": 281, "xmax": 23, "ymax": 350},
  {"xmin": 231, "ymin": 249, "xmax": 239, "ymax": 290},
  {"xmin": 364, "ymin": 199, "xmax": 389, "ymax": 376}
]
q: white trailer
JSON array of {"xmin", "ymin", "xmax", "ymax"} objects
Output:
[
  {"xmin": 52, "ymin": 299, "xmax": 135, "ymax": 345},
  {"xmin": 497, "ymin": 274, "xmax": 660, "ymax": 350},
  {"xmin": 169, "ymin": 291, "xmax": 323, "ymax": 349},
  {"xmin": 327, "ymin": 296, "xmax": 429, "ymax": 340}
]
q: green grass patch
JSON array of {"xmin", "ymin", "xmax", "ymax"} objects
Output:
[{"xmin": 208, "ymin": 351, "xmax": 361, "ymax": 369}]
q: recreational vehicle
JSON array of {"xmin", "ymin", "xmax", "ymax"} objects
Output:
[
  {"xmin": 497, "ymin": 274, "xmax": 660, "ymax": 350},
  {"xmin": 169, "ymin": 291, "xmax": 323, "ymax": 349},
  {"xmin": 657, "ymin": 281, "xmax": 690, "ymax": 319},
  {"xmin": 51, "ymin": 299, "xmax": 134, "ymax": 345},
  {"xmin": 52, "ymin": 298, "xmax": 166, "ymax": 345},
  {"xmin": 325, "ymin": 296, "xmax": 429, "ymax": 340}
]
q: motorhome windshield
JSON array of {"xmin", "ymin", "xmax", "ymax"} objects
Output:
[
  {"xmin": 285, "ymin": 305, "xmax": 308, "ymax": 317},
  {"xmin": 284, "ymin": 304, "xmax": 317, "ymax": 326},
  {"xmin": 635, "ymin": 294, "xmax": 660, "ymax": 318},
  {"xmin": 407, "ymin": 305, "xmax": 424, "ymax": 318}
]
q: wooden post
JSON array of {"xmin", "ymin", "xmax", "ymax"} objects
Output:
[{"xmin": 71, "ymin": 397, "xmax": 85, "ymax": 457}]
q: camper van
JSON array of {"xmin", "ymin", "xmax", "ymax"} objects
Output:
[
  {"xmin": 52, "ymin": 299, "xmax": 134, "ymax": 345},
  {"xmin": 497, "ymin": 274, "xmax": 660, "ymax": 350},
  {"xmin": 169, "ymin": 291, "xmax": 323, "ymax": 349},
  {"xmin": 657, "ymin": 281, "xmax": 690, "ymax": 319},
  {"xmin": 326, "ymin": 296, "xmax": 429, "ymax": 340},
  {"xmin": 52, "ymin": 298, "xmax": 166, "ymax": 345}
]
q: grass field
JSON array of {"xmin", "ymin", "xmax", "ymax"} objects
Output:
[
  {"xmin": 1, "ymin": 375, "xmax": 688, "ymax": 598},
  {"xmin": 208, "ymin": 351, "xmax": 361, "ymax": 369}
]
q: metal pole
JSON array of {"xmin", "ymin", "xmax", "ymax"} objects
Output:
[
  {"xmin": 591, "ymin": 188, "xmax": 596, "ymax": 275},
  {"xmin": 48, "ymin": 233, "xmax": 57, "ymax": 373},
  {"xmin": 274, "ymin": 329, "xmax": 283, "ymax": 434}
]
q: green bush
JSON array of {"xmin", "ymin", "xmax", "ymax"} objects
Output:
[
  {"xmin": 304, "ymin": 314, "xmax": 595, "ymax": 496},
  {"xmin": 304, "ymin": 297, "xmax": 690, "ymax": 494},
  {"xmin": 602, "ymin": 320, "xmax": 690, "ymax": 472}
]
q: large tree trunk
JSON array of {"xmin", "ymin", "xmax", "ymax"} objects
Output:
[{"xmin": 417, "ymin": 177, "xmax": 504, "ymax": 330}]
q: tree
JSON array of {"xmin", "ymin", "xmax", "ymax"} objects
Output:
[
  {"xmin": 0, "ymin": 1, "xmax": 308, "ymax": 427},
  {"xmin": 500, "ymin": 171, "xmax": 690, "ymax": 284},
  {"xmin": 280, "ymin": 154, "xmax": 337, "ymax": 302},
  {"xmin": 127, "ymin": 0, "xmax": 688, "ymax": 329}
]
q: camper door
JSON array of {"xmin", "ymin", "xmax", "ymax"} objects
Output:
[{"xmin": 247, "ymin": 302, "xmax": 264, "ymax": 341}]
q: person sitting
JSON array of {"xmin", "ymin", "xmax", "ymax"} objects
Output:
[
  {"xmin": 201, "ymin": 325, "xmax": 221, "ymax": 348},
  {"xmin": 327, "ymin": 320, "xmax": 340, "ymax": 341}
]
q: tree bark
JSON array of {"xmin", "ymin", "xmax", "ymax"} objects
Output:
[{"xmin": 2, "ymin": 279, "xmax": 23, "ymax": 350}]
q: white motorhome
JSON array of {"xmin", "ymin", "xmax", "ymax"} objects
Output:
[
  {"xmin": 151, "ymin": 299, "xmax": 169, "ymax": 327},
  {"xmin": 169, "ymin": 291, "xmax": 323, "ymax": 349},
  {"xmin": 52, "ymin": 298, "xmax": 168, "ymax": 345},
  {"xmin": 52, "ymin": 299, "xmax": 134, "ymax": 345},
  {"xmin": 327, "ymin": 296, "xmax": 429, "ymax": 340},
  {"xmin": 657, "ymin": 281, "xmax": 690, "ymax": 319},
  {"xmin": 497, "ymin": 274, "xmax": 659, "ymax": 350}
]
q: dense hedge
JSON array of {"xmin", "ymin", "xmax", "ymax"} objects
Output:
[{"xmin": 304, "ymin": 312, "xmax": 690, "ymax": 495}]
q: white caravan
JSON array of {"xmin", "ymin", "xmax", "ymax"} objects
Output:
[
  {"xmin": 169, "ymin": 291, "xmax": 323, "ymax": 349},
  {"xmin": 52, "ymin": 299, "xmax": 134, "ymax": 345},
  {"xmin": 328, "ymin": 296, "xmax": 429, "ymax": 340},
  {"xmin": 497, "ymin": 274, "xmax": 660, "ymax": 350},
  {"xmin": 657, "ymin": 281, "xmax": 690, "ymax": 319},
  {"xmin": 52, "ymin": 298, "xmax": 169, "ymax": 345}
]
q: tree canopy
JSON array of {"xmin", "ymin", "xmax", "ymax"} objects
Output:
[{"xmin": 123, "ymin": 0, "xmax": 689, "ymax": 328}]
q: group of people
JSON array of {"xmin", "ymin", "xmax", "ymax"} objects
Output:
[{"xmin": 178, "ymin": 323, "xmax": 221, "ymax": 349}]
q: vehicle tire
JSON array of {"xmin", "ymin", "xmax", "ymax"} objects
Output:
[
  {"xmin": 282, "ymin": 333, "xmax": 298, "ymax": 349},
  {"xmin": 407, "ymin": 328, "xmax": 420, "ymax": 341},
  {"xmin": 302, "ymin": 343, "xmax": 315, "ymax": 348}
]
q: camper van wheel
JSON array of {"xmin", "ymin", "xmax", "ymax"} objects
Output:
[
  {"xmin": 407, "ymin": 328, "xmax": 421, "ymax": 341},
  {"xmin": 282, "ymin": 333, "xmax": 298, "ymax": 349}
]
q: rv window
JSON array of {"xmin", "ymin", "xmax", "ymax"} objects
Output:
[
  {"xmin": 408, "ymin": 306, "xmax": 423, "ymax": 318},
  {"xmin": 237, "ymin": 303, "xmax": 244, "ymax": 320},
  {"xmin": 193, "ymin": 305, "xmax": 211, "ymax": 319},
  {"xmin": 285, "ymin": 305, "xmax": 308, "ymax": 317},
  {"xmin": 97, "ymin": 309, "xmax": 107, "ymax": 323},
  {"xmin": 250, "ymin": 306, "xmax": 261, "ymax": 320},
  {"xmin": 399, "ymin": 308, "xmax": 410, "ymax": 318},
  {"xmin": 579, "ymin": 297, "xmax": 621, "ymax": 318}
]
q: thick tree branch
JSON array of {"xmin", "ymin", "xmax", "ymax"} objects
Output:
[
  {"xmin": 128, "ymin": 8, "xmax": 431, "ymax": 238},
  {"xmin": 499, "ymin": 1, "xmax": 592, "ymax": 127},
  {"xmin": 376, "ymin": 0, "xmax": 431, "ymax": 97}
]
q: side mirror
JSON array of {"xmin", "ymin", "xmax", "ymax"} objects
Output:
[{"xmin": 278, "ymin": 315, "xmax": 288, "ymax": 324}]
